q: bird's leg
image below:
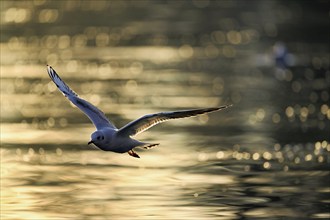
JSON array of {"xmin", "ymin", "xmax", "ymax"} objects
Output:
[{"xmin": 128, "ymin": 150, "xmax": 140, "ymax": 158}]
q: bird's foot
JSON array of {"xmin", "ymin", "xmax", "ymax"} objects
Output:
[{"xmin": 128, "ymin": 150, "xmax": 140, "ymax": 158}]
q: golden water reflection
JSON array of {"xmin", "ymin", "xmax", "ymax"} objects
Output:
[
  {"xmin": 2, "ymin": 148, "xmax": 238, "ymax": 220},
  {"xmin": 2, "ymin": 0, "xmax": 330, "ymax": 219},
  {"xmin": 2, "ymin": 135, "xmax": 329, "ymax": 219}
]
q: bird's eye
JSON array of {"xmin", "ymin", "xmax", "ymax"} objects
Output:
[
  {"xmin": 97, "ymin": 136, "xmax": 100, "ymax": 140},
  {"xmin": 101, "ymin": 136, "xmax": 104, "ymax": 140}
]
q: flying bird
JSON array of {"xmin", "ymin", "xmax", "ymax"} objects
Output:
[{"xmin": 47, "ymin": 65, "xmax": 231, "ymax": 158}]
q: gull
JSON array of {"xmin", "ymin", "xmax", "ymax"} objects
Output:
[{"xmin": 47, "ymin": 65, "xmax": 231, "ymax": 158}]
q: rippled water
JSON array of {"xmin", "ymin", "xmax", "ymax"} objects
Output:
[{"xmin": 1, "ymin": 1, "xmax": 329, "ymax": 220}]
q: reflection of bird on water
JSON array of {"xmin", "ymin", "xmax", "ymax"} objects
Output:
[{"xmin": 47, "ymin": 65, "xmax": 231, "ymax": 158}]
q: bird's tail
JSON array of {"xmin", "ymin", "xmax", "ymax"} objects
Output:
[
  {"xmin": 127, "ymin": 143, "xmax": 159, "ymax": 158},
  {"xmin": 142, "ymin": 143, "xmax": 160, "ymax": 149}
]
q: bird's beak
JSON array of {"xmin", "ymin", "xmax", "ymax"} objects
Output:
[{"xmin": 88, "ymin": 140, "xmax": 93, "ymax": 145}]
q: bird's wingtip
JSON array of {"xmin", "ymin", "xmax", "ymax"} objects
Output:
[{"xmin": 217, "ymin": 104, "xmax": 233, "ymax": 110}]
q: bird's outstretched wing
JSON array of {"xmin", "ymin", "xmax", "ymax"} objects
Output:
[
  {"xmin": 47, "ymin": 65, "xmax": 116, "ymax": 130},
  {"xmin": 117, "ymin": 105, "xmax": 231, "ymax": 137}
]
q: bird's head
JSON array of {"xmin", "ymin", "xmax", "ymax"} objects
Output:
[{"xmin": 88, "ymin": 130, "xmax": 105, "ymax": 146}]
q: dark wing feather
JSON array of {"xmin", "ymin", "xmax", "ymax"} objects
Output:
[
  {"xmin": 117, "ymin": 106, "xmax": 231, "ymax": 137},
  {"xmin": 47, "ymin": 65, "xmax": 116, "ymax": 130}
]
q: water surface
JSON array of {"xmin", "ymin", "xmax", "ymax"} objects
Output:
[{"xmin": 1, "ymin": 1, "xmax": 329, "ymax": 219}]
